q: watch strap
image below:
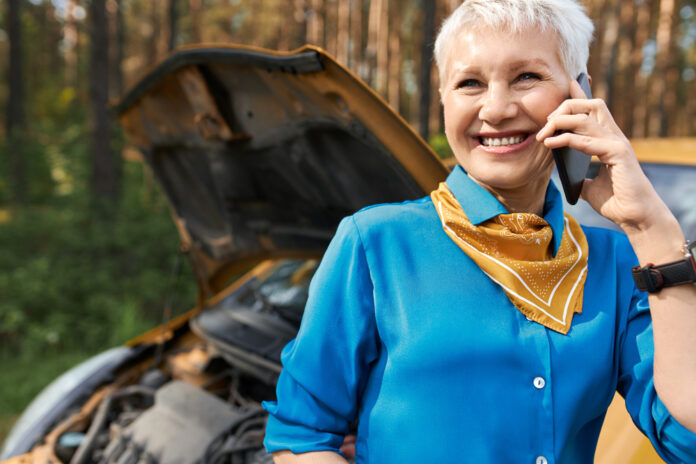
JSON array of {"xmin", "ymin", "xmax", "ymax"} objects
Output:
[{"xmin": 632, "ymin": 256, "xmax": 696, "ymax": 293}]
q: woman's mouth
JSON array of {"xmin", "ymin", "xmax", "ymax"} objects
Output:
[{"xmin": 474, "ymin": 133, "xmax": 533, "ymax": 154}]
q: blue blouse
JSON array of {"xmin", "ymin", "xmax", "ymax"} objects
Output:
[{"xmin": 263, "ymin": 166, "xmax": 696, "ymax": 463}]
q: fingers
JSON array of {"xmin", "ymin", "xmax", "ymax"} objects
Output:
[
  {"xmin": 548, "ymin": 97, "xmax": 604, "ymax": 118},
  {"xmin": 569, "ymin": 79, "xmax": 589, "ymax": 99},
  {"xmin": 536, "ymin": 114, "xmax": 590, "ymax": 140},
  {"xmin": 541, "ymin": 131, "xmax": 625, "ymax": 158}
]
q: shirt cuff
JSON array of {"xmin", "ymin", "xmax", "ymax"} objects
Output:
[
  {"xmin": 651, "ymin": 395, "xmax": 696, "ymax": 462},
  {"xmin": 262, "ymin": 401, "xmax": 346, "ymax": 455}
]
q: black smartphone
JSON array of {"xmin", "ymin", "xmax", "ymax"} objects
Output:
[{"xmin": 552, "ymin": 73, "xmax": 592, "ymax": 205}]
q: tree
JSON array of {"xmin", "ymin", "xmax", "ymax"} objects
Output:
[
  {"xmin": 89, "ymin": 0, "xmax": 119, "ymax": 204},
  {"xmin": 6, "ymin": 0, "xmax": 26, "ymax": 204},
  {"xmin": 108, "ymin": 0, "xmax": 124, "ymax": 98},
  {"xmin": 418, "ymin": 0, "xmax": 436, "ymax": 140},
  {"xmin": 630, "ymin": 0, "xmax": 652, "ymax": 138},
  {"xmin": 336, "ymin": 0, "xmax": 350, "ymax": 64},
  {"xmin": 168, "ymin": 0, "xmax": 179, "ymax": 51},
  {"xmin": 648, "ymin": 0, "xmax": 680, "ymax": 136},
  {"xmin": 294, "ymin": 0, "xmax": 308, "ymax": 46},
  {"xmin": 349, "ymin": 0, "xmax": 363, "ymax": 76},
  {"xmin": 64, "ymin": 0, "xmax": 80, "ymax": 89},
  {"xmin": 612, "ymin": 0, "xmax": 636, "ymax": 135},
  {"xmin": 388, "ymin": 0, "xmax": 402, "ymax": 112},
  {"xmin": 189, "ymin": 0, "xmax": 202, "ymax": 43},
  {"xmin": 593, "ymin": 0, "xmax": 620, "ymax": 103},
  {"xmin": 307, "ymin": 0, "xmax": 325, "ymax": 48}
]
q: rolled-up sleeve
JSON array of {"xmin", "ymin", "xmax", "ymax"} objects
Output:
[
  {"xmin": 619, "ymin": 283, "xmax": 696, "ymax": 463},
  {"xmin": 263, "ymin": 216, "xmax": 379, "ymax": 454}
]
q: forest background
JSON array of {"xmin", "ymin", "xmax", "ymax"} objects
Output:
[{"xmin": 1, "ymin": 0, "xmax": 695, "ymax": 444}]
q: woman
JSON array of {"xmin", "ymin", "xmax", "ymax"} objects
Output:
[{"xmin": 263, "ymin": 1, "xmax": 696, "ymax": 462}]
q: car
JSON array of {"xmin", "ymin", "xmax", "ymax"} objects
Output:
[{"xmin": 2, "ymin": 44, "xmax": 694, "ymax": 464}]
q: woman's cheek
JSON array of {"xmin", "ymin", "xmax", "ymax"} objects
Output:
[{"xmin": 521, "ymin": 91, "xmax": 565, "ymax": 123}]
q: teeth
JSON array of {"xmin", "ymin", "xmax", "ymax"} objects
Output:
[{"xmin": 481, "ymin": 135, "xmax": 525, "ymax": 146}]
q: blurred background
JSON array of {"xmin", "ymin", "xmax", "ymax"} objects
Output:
[{"xmin": 1, "ymin": 0, "xmax": 695, "ymax": 443}]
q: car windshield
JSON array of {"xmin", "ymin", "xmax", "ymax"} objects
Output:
[{"xmin": 556, "ymin": 163, "xmax": 696, "ymax": 239}]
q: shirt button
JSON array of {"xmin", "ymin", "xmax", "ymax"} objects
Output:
[
  {"xmin": 536, "ymin": 456, "xmax": 548, "ymax": 464},
  {"xmin": 533, "ymin": 377, "xmax": 546, "ymax": 389}
]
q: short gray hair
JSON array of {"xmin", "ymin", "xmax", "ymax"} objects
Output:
[{"xmin": 434, "ymin": 0, "xmax": 594, "ymax": 82}]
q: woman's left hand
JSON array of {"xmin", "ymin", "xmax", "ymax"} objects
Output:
[{"xmin": 536, "ymin": 80, "xmax": 672, "ymax": 234}]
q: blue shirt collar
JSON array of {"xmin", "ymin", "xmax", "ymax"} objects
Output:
[{"xmin": 445, "ymin": 165, "xmax": 565, "ymax": 256}]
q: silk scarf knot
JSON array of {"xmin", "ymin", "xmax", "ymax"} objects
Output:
[{"xmin": 431, "ymin": 182, "xmax": 589, "ymax": 334}]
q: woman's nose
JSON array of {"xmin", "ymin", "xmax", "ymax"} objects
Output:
[{"xmin": 478, "ymin": 85, "xmax": 518, "ymax": 124}]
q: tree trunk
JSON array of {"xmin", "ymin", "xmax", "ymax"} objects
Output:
[
  {"xmin": 418, "ymin": 0, "xmax": 436, "ymax": 140},
  {"xmin": 375, "ymin": 0, "xmax": 389, "ymax": 96},
  {"xmin": 387, "ymin": 0, "xmax": 402, "ymax": 112},
  {"xmin": 307, "ymin": 0, "xmax": 325, "ymax": 47},
  {"xmin": 44, "ymin": 2, "xmax": 63, "ymax": 76},
  {"xmin": 587, "ymin": 0, "xmax": 608, "ymax": 80},
  {"xmin": 631, "ymin": 0, "xmax": 651, "ymax": 138},
  {"xmin": 349, "ymin": 0, "xmax": 363, "ymax": 75},
  {"xmin": 613, "ymin": 0, "xmax": 636, "ymax": 136},
  {"xmin": 168, "ymin": 0, "xmax": 179, "ymax": 51},
  {"xmin": 64, "ymin": 0, "xmax": 79, "ymax": 89},
  {"xmin": 108, "ymin": 0, "xmax": 124, "ymax": 99},
  {"xmin": 278, "ymin": 0, "xmax": 294, "ymax": 50},
  {"xmin": 190, "ymin": 0, "xmax": 202, "ymax": 43},
  {"xmin": 90, "ymin": 0, "xmax": 119, "ymax": 204},
  {"xmin": 294, "ymin": 0, "xmax": 308, "ymax": 46},
  {"xmin": 149, "ymin": 0, "xmax": 166, "ymax": 63},
  {"xmin": 336, "ymin": 0, "xmax": 350, "ymax": 64},
  {"xmin": 324, "ymin": 0, "xmax": 338, "ymax": 57},
  {"xmin": 648, "ymin": 0, "xmax": 678, "ymax": 136},
  {"xmin": 594, "ymin": 0, "xmax": 620, "ymax": 105},
  {"xmin": 6, "ymin": 0, "xmax": 26, "ymax": 204},
  {"xmin": 662, "ymin": 0, "xmax": 682, "ymax": 136},
  {"xmin": 366, "ymin": 0, "xmax": 382, "ymax": 86}
]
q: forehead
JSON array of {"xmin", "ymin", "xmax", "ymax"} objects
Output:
[{"xmin": 443, "ymin": 25, "xmax": 564, "ymax": 77}]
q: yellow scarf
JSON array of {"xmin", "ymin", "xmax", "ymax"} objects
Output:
[{"xmin": 431, "ymin": 182, "xmax": 588, "ymax": 334}]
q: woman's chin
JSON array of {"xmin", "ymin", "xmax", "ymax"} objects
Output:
[{"xmin": 467, "ymin": 168, "xmax": 551, "ymax": 194}]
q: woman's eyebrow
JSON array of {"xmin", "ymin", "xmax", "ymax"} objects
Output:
[
  {"xmin": 450, "ymin": 63, "xmax": 481, "ymax": 75},
  {"xmin": 508, "ymin": 58, "xmax": 551, "ymax": 72}
]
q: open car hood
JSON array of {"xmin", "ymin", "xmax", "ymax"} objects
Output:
[{"xmin": 117, "ymin": 44, "xmax": 448, "ymax": 297}]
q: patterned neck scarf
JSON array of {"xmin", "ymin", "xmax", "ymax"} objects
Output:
[{"xmin": 431, "ymin": 182, "xmax": 589, "ymax": 334}]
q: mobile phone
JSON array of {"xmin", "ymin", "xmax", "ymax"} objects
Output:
[{"xmin": 552, "ymin": 73, "xmax": 592, "ymax": 205}]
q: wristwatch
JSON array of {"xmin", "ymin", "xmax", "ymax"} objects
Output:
[{"xmin": 632, "ymin": 241, "xmax": 696, "ymax": 293}]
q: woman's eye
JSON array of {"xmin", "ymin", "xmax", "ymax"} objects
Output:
[
  {"xmin": 457, "ymin": 79, "xmax": 481, "ymax": 89},
  {"xmin": 515, "ymin": 72, "xmax": 541, "ymax": 83}
]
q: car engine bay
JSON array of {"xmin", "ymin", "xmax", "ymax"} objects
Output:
[{"xmin": 12, "ymin": 260, "xmax": 357, "ymax": 464}]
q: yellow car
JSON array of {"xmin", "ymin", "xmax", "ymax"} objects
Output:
[{"xmin": 2, "ymin": 45, "xmax": 694, "ymax": 464}]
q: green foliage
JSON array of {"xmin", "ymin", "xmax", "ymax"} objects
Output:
[
  {"xmin": 0, "ymin": 103, "xmax": 197, "ymax": 417},
  {"xmin": 0, "ymin": 351, "xmax": 91, "ymax": 416},
  {"xmin": 428, "ymin": 132, "xmax": 454, "ymax": 160},
  {"xmin": 0, "ymin": 171, "xmax": 197, "ymax": 357},
  {"xmin": 0, "ymin": 414, "xmax": 19, "ymax": 448}
]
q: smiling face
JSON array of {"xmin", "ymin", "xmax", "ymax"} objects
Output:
[{"xmin": 441, "ymin": 25, "xmax": 571, "ymax": 199}]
